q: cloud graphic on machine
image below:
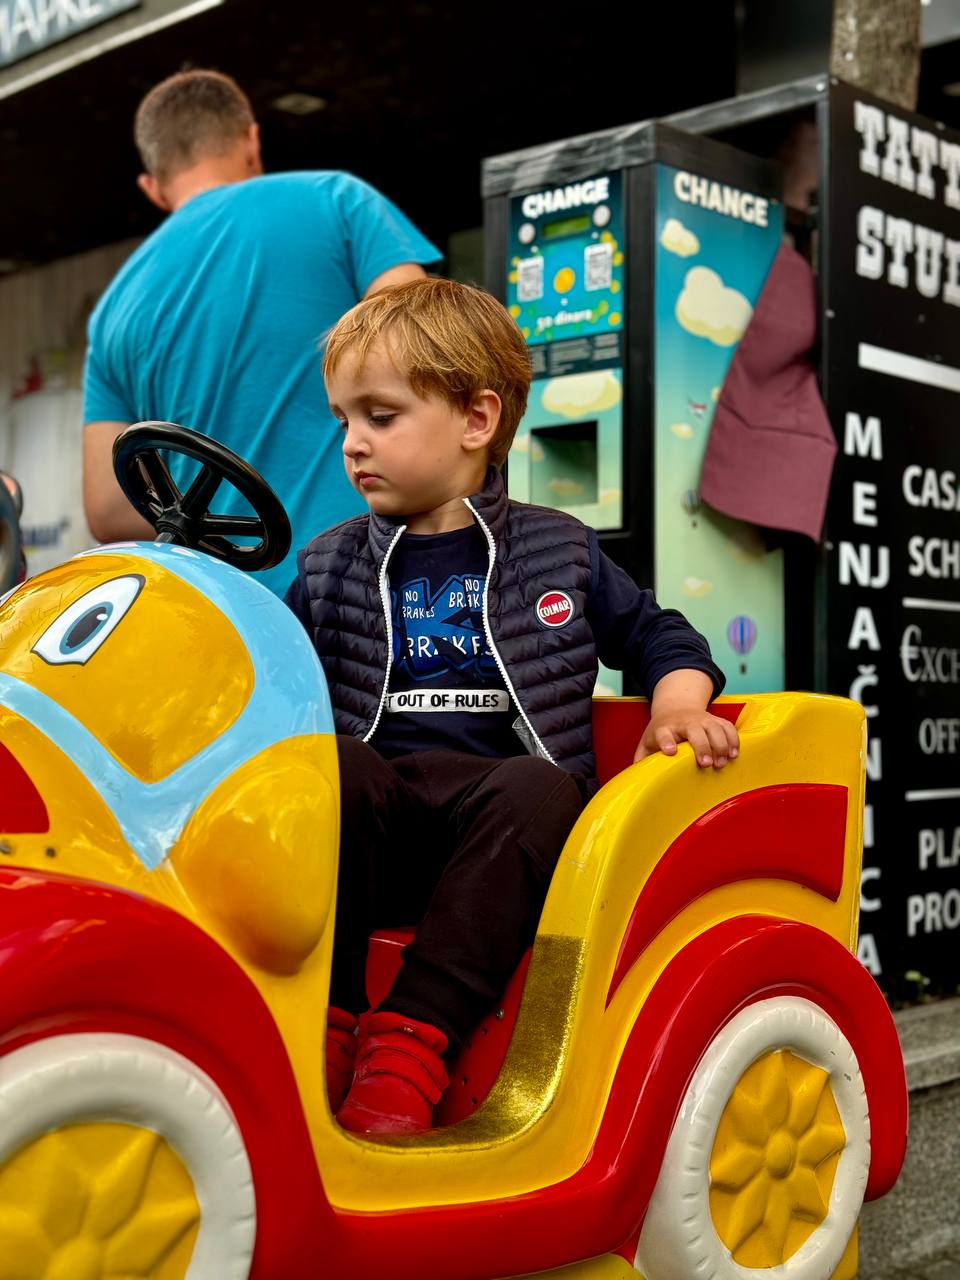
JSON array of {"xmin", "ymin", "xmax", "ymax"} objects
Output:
[
  {"xmin": 676, "ymin": 267, "xmax": 753, "ymax": 347},
  {"xmin": 540, "ymin": 371, "xmax": 622, "ymax": 418},
  {"xmin": 660, "ymin": 218, "xmax": 700, "ymax": 258}
]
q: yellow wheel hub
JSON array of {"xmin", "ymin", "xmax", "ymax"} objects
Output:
[
  {"xmin": 0, "ymin": 1121, "xmax": 201, "ymax": 1279},
  {"xmin": 708, "ymin": 1048, "xmax": 847, "ymax": 1267}
]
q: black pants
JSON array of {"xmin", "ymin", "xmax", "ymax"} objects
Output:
[{"xmin": 331, "ymin": 736, "xmax": 587, "ymax": 1052}]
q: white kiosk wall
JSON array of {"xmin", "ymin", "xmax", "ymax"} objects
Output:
[{"xmin": 8, "ymin": 390, "xmax": 92, "ymax": 577}]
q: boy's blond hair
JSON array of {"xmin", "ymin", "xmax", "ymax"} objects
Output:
[{"xmin": 323, "ymin": 278, "xmax": 531, "ymax": 467}]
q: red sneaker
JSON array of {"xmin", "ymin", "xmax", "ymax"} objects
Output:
[
  {"xmin": 337, "ymin": 1011, "xmax": 449, "ymax": 1134},
  {"xmin": 326, "ymin": 1006, "xmax": 359, "ymax": 1111}
]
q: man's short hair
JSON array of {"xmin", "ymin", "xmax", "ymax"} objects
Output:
[
  {"xmin": 134, "ymin": 69, "xmax": 254, "ymax": 181},
  {"xmin": 323, "ymin": 279, "xmax": 532, "ymax": 467}
]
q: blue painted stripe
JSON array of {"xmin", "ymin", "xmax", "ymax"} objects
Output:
[
  {"xmin": 2, "ymin": 544, "xmax": 336, "ymax": 869},
  {"xmin": 0, "ymin": 673, "xmax": 332, "ymax": 869}
]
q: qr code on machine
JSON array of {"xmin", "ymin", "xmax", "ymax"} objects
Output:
[
  {"xmin": 517, "ymin": 256, "xmax": 544, "ymax": 302},
  {"xmin": 584, "ymin": 242, "xmax": 613, "ymax": 291}
]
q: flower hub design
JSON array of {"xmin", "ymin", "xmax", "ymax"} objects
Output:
[
  {"xmin": 765, "ymin": 1130, "xmax": 797, "ymax": 1179},
  {"xmin": 0, "ymin": 1121, "xmax": 200, "ymax": 1278},
  {"xmin": 708, "ymin": 1048, "xmax": 847, "ymax": 1267}
]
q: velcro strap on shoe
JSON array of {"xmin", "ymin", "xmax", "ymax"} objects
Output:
[
  {"xmin": 359, "ymin": 1011, "xmax": 449, "ymax": 1052},
  {"xmin": 356, "ymin": 1037, "xmax": 449, "ymax": 1102}
]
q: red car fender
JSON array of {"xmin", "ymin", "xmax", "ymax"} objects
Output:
[
  {"xmin": 586, "ymin": 916, "xmax": 907, "ymax": 1211},
  {"xmin": 0, "ymin": 870, "xmax": 907, "ymax": 1279},
  {"xmin": 337, "ymin": 917, "xmax": 907, "ymax": 1280},
  {"xmin": 0, "ymin": 866, "xmax": 334, "ymax": 1279}
]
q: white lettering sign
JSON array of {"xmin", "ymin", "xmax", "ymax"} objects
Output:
[
  {"xmin": 673, "ymin": 171, "xmax": 769, "ymax": 227},
  {"xmin": 521, "ymin": 177, "xmax": 611, "ymax": 220},
  {"xmin": 0, "ymin": 0, "xmax": 138, "ymax": 66},
  {"xmin": 918, "ymin": 718, "xmax": 960, "ymax": 754},
  {"xmin": 907, "ymin": 889, "xmax": 960, "ymax": 935},
  {"xmin": 918, "ymin": 828, "xmax": 960, "ymax": 870},
  {"xmin": 854, "ymin": 100, "xmax": 958, "ymax": 206},
  {"xmin": 900, "ymin": 625, "xmax": 960, "ymax": 683}
]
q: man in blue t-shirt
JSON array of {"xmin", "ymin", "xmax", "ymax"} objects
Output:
[{"xmin": 82, "ymin": 69, "xmax": 440, "ymax": 595}]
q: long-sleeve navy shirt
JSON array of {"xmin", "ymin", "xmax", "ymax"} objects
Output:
[{"xmin": 285, "ymin": 522, "xmax": 724, "ymax": 760}]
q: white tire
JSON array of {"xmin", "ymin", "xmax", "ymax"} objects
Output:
[
  {"xmin": 635, "ymin": 997, "xmax": 869, "ymax": 1280},
  {"xmin": 0, "ymin": 1032, "xmax": 256, "ymax": 1279}
]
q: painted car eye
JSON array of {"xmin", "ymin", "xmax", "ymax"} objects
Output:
[{"xmin": 33, "ymin": 575, "xmax": 145, "ymax": 666}]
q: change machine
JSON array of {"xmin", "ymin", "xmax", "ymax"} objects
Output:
[
  {"xmin": 664, "ymin": 76, "xmax": 960, "ymax": 996},
  {"xmin": 483, "ymin": 123, "xmax": 785, "ymax": 693}
]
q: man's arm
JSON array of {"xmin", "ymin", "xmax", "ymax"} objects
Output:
[
  {"xmin": 363, "ymin": 262, "xmax": 427, "ymax": 297},
  {"xmin": 83, "ymin": 421, "xmax": 155, "ymax": 542}
]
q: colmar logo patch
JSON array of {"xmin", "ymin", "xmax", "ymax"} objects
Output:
[{"xmin": 536, "ymin": 590, "xmax": 575, "ymax": 628}]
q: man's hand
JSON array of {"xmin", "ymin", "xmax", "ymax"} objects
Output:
[{"xmin": 633, "ymin": 668, "xmax": 740, "ymax": 770}]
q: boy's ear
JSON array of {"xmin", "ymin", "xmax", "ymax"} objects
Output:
[{"xmin": 462, "ymin": 390, "xmax": 501, "ymax": 454}]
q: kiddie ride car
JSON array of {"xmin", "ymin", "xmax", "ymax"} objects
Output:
[{"xmin": 0, "ymin": 424, "xmax": 906, "ymax": 1280}]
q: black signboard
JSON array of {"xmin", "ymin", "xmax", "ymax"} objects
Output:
[
  {"xmin": 0, "ymin": 0, "xmax": 139, "ymax": 69},
  {"xmin": 821, "ymin": 81, "xmax": 960, "ymax": 994}
]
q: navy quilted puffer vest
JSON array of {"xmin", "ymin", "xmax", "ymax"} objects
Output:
[{"xmin": 298, "ymin": 469, "xmax": 598, "ymax": 779}]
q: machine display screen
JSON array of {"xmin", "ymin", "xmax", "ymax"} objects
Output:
[
  {"xmin": 506, "ymin": 169, "xmax": 625, "ymax": 548},
  {"xmin": 507, "ymin": 169, "xmax": 624, "ymax": 351},
  {"xmin": 541, "ymin": 214, "xmax": 592, "ymax": 240}
]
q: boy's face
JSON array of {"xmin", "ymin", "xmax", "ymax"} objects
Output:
[{"xmin": 327, "ymin": 340, "xmax": 498, "ymax": 533}]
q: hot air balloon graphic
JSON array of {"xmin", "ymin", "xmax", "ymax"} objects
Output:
[
  {"xmin": 681, "ymin": 489, "xmax": 700, "ymax": 521},
  {"xmin": 727, "ymin": 614, "xmax": 757, "ymax": 675}
]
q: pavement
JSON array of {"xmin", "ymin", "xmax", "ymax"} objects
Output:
[{"xmin": 862, "ymin": 1247, "xmax": 960, "ymax": 1279}]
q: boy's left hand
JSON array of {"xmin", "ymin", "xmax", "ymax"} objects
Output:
[
  {"xmin": 634, "ymin": 708, "xmax": 740, "ymax": 769},
  {"xmin": 634, "ymin": 670, "xmax": 739, "ymax": 770}
]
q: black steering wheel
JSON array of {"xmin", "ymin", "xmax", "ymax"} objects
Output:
[
  {"xmin": 0, "ymin": 473, "xmax": 23, "ymax": 595},
  {"xmin": 113, "ymin": 422, "xmax": 291, "ymax": 571}
]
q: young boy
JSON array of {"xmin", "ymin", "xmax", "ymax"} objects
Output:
[{"xmin": 285, "ymin": 278, "xmax": 738, "ymax": 1136}]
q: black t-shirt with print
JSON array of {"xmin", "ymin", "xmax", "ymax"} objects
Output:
[{"xmin": 373, "ymin": 524, "xmax": 523, "ymax": 760}]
